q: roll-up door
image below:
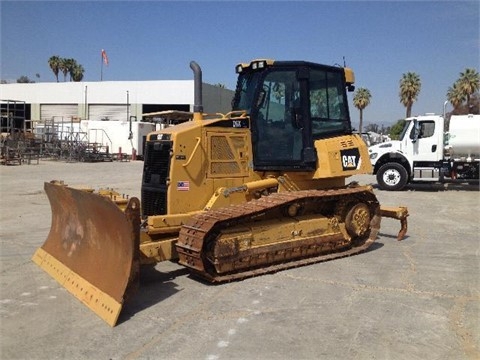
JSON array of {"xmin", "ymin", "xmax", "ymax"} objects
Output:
[
  {"xmin": 41, "ymin": 104, "xmax": 78, "ymax": 121},
  {"xmin": 88, "ymin": 104, "xmax": 130, "ymax": 121}
]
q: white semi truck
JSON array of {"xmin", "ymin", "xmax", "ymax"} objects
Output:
[{"xmin": 369, "ymin": 113, "xmax": 480, "ymax": 190}]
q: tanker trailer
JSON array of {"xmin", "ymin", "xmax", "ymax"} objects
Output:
[{"xmin": 447, "ymin": 114, "xmax": 480, "ymax": 160}]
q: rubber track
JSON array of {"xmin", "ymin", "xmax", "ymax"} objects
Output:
[{"xmin": 177, "ymin": 186, "xmax": 381, "ymax": 283}]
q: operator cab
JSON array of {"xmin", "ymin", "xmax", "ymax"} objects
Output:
[{"xmin": 232, "ymin": 59, "xmax": 354, "ymax": 171}]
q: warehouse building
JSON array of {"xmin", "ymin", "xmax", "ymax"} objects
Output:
[
  {"xmin": 0, "ymin": 80, "xmax": 234, "ymax": 124},
  {"xmin": 1, "ymin": 80, "xmax": 234, "ymax": 159}
]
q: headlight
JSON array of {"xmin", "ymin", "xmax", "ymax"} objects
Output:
[{"xmin": 370, "ymin": 153, "xmax": 378, "ymax": 160}]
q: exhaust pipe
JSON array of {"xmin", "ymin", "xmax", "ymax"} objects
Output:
[{"xmin": 190, "ymin": 61, "xmax": 203, "ymax": 120}]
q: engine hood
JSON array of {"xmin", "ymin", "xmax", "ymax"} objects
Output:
[
  {"xmin": 368, "ymin": 140, "xmax": 402, "ymax": 165},
  {"xmin": 369, "ymin": 140, "xmax": 401, "ymax": 152}
]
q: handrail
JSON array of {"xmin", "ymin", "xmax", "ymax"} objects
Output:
[
  {"xmin": 182, "ymin": 137, "xmax": 201, "ymax": 168},
  {"xmin": 222, "ymin": 110, "xmax": 248, "ymax": 119}
]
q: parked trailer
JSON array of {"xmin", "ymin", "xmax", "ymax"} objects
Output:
[{"xmin": 369, "ymin": 113, "xmax": 479, "ymax": 190}]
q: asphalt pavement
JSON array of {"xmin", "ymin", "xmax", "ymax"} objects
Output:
[{"xmin": 0, "ymin": 160, "xmax": 479, "ymax": 360}]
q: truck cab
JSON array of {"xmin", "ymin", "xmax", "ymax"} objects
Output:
[{"xmin": 369, "ymin": 114, "xmax": 446, "ymax": 190}]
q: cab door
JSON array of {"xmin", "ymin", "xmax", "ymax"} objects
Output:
[
  {"xmin": 405, "ymin": 119, "xmax": 442, "ymax": 162},
  {"xmin": 253, "ymin": 69, "xmax": 305, "ymax": 169}
]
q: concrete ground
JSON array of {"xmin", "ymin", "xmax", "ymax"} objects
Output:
[{"xmin": 0, "ymin": 160, "xmax": 479, "ymax": 360}]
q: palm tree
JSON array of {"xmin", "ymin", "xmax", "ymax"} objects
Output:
[
  {"xmin": 48, "ymin": 55, "xmax": 61, "ymax": 82},
  {"xmin": 58, "ymin": 58, "xmax": 67, "ymax": 82},
  {"xmin": 66, "ymin": 59, "xmax": 79, "ymax": 81},
  {"xmin": 71, "ymin": 64, "xmax": 85, "ymax": 82},
  {"xmin": 353, "ymin": 87, "xmax": 371, "ymax": 134},
  {"xmin": 458, "ymin": 68, "xmax": 480, "ymax": 107},
  {"xmin": 67, "ymin": 59, "xmax": 77, "ymax": 81},
  {"xmin": 446, "ymin": 82, "xmax": 466, "ymax": 110},
  {"xmin": 60, "ymin": 58, "xmax": 75, "ymax": 81},
  {"xmin": 399, "ymin": 72, "xmax": 421, "ymax": 118}
]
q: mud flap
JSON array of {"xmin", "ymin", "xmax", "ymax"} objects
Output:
[{"xmin": 32, "ymin": 181, "xmax": 140, "ymax": 326}]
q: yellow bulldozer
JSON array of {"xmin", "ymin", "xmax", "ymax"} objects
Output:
[{"xmin": 32, "ymin": 59, "xmax": 408, "ymax": 326}]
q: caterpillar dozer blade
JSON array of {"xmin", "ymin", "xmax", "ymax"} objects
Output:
[{"xmin": 32, "ymin": 181, "xmax": 141, "ymax": 326}]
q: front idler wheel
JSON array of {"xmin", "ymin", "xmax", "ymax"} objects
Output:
[{"xmin": 345, "ymin": 203, "xmax": 371, "ymax": 239}]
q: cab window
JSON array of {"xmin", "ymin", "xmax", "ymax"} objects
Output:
[
  {"xmin": 309, "ymin": 69, "xmax": 349, "ymax": 138},
  {"xmin": 254, "ymin": 69, "xmax": 303, "ymax": 163},
  {"xmin": 410, "ymin": 120, "xmax": 435, "ymax": 139},
  {"xmin": 419, "ymin": 121, "xmax": 435, "ymax": 138}
]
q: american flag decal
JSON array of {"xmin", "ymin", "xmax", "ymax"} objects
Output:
[{"xmin": 177, "ymin": 181, "xmax": 190, "ymax": 191}]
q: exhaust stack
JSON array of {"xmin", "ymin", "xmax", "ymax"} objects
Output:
[{"xmin": 190, "ymin": 61, "xmax": 203, "ymax": 121}]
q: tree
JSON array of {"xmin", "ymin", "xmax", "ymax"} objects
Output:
[
  {"xmin": 447, "ymin": 82, "xmax": 466, "ymax": 110},
  {"xmin": 48, "ymin": 56, "xmax": 85, "ymax": 82},
  {"xmin": 66, "ymin": 59, "xmax": 78, "ymax": 81},
  {"xmin": 71, "ymin": 64, "xmax": 85, "ymax": 82},
  {"xmin": 59, "ymin": 58, "xmax": 76, "ymax": 81},
  {"xmin": 399, "ymin": 72, "xmax": 421, "ymax": 118},
  {"xmin": 58, "ymin": 58, "xmax": 67, "ymax": 82},
  {"xmin": 17, "ymin": 76, "xmax": 35, "ymax": 83},
  {"xmin": 457, "ymin": 68, "xmax": 480, "ymax": 109},
  {"xmin": 389, "ymin": 119, "xmax": 406, "ymax": 140},
  {"xmin": 353, "ymin": 87, "xmax": 371, "ymax": 134},
  {"xmin": 450, "ymin": 93, "xmax": 479, "ymax": 116},
  {"xmin": 446, "ymin": 68, "xmax": 480, "ymax": 115},
  {"xmin": 48, "ymin": 55, "xmax": 61, "ymax": 82}
]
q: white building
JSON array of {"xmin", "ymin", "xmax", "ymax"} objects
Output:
[
  {"xmin": 1, "ymin": 80, "xmax": 234, "ymax": 157},
  {"xmin": 0, "ymin": 80, "xmax": 234, "ymax": 122}
]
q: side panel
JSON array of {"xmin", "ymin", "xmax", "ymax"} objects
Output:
[
  {"xmin": 143, "ymin": 122, "xmax": 258, "ymax": 218},
  {"xmin": 313, "ymin": 134, "xmax": 372, "ymax": 179}
]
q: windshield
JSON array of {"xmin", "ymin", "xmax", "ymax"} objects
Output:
[
  {"xmin": 399, "ymin": 120, "xmax": 411, "ymax": 140},
  {"xmin": 232, "ymin": 72, "xmax": 263, "ymax": 114}
]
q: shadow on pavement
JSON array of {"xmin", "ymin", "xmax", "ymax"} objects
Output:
[
  {"xmin": 117, "ymin": 265, "xmax": 190, "ymax": 325},
  {"xmin": 372, "ymin": 182, "xmax": 479, "ymax": 192}
]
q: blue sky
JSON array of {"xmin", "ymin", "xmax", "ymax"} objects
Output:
[{"xmin": 1, "ymin": 1, "xmax": 479, "ymax": 127}]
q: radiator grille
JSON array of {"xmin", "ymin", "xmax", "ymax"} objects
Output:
[
  {"xmin": 211, "ymin": 162, "xmax": 241, "ymax": 174},
  {"xmin": 208, "ymin": 134, "xmax": 248, "ymax": 177},
  {"xmin": 141, "ymin": 188, "xmax": 167, "ymax": 216},
  {"xmin": 141, "ymin": 140, "xmax": 172, "ymax": 216},
  {"xmin": 143, "ymin": 141, "xmax": 171, "ymax": 184},
  {"xmin": 211, "ymin": 136, "xmax": 234, "ymax": 160}
]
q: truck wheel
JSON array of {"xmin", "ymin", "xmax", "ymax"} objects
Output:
[{"xmin": 376, "ymin": 163, "xmax": 408, "ymax": 191}]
